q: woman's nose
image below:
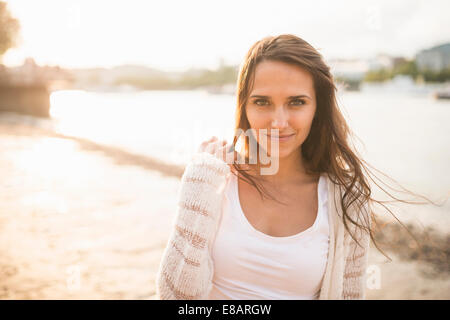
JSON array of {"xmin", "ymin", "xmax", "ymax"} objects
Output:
[{"xmin": 271, "ymin": 107, "xmax": 289, "ymax": 128}]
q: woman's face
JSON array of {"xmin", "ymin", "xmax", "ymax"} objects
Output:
[{"xmin": 245, "ymin": 60, "xmax": 317, "ymax": 159}]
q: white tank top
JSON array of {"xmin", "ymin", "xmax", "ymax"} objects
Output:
[{"xmin": 207, "ymin": 173, "xmax": 329, "ymax": 300}]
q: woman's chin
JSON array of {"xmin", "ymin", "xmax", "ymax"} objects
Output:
[{"xmin": 264, "ymin": 150, "xmax": 291, "ymax": 160}]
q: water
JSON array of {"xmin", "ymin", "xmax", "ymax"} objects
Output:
[
  {"xmin": 49, "ymin": 89, "xmax": 237, "ymax": 166},
  {"xmin": 335, "ymin": 89, "xmax": 450, "ymax": 231},
  {"xmin": 3, "ymin": 86, "xmax": 450, "ymax": 232}
]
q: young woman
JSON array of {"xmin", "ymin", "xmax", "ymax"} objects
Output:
[{"xmin": 156, "ymin": 34, "xmax": 413, "ymax": 300}]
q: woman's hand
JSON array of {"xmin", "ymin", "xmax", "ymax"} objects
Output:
[{"xmin": 198, "ymin": 136, "xmax": 240, "ymax": 168}]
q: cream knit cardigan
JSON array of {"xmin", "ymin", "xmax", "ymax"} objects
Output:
[{"xmin": 156, "ymin": 152, "xmax": 371, "ymax": 300}]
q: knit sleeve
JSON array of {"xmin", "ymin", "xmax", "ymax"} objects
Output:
[
  {"xmin": 342, "ymin": 200, "xmax": 372, "ymax": 300},
  {"xmin": 155, "ymin": 152, "xmax": 230, "ymax": 300}
]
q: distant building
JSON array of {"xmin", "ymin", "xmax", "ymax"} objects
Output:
[
  {"xmin": 327, "ymin": 58, "xmax": 369, "ymax": 81},
  {"xmin": 328, "ymin": 53, "xmax": 407, "ymax": 81},
  {"xmin": 416, "ymin": 43, "xmax": 450, "ymax": 72},
  {"xmin": 367, "ymin": 54, "xmax": 395, "ymax": 70}
]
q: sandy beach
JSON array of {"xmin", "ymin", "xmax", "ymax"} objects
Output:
[{"xmin": 0, "ymin": 118, "xmax": 448, "ymax": 300}]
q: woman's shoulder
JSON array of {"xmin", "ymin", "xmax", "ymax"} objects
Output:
[
  {"xmin": 325, "ymin": 172, "xmax": 372, "ymax": 230},
  {"xmin": 189, "ymin": 152, "xmax": 231, "ymax": 174},
  {"xmin": 180, "ymin": 152, "xmax": 232, "ymax": 193}
]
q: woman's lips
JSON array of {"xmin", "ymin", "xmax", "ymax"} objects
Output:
[{"xmin": 265, "ymin": 133, "xmax": 295, "ymax": 142}]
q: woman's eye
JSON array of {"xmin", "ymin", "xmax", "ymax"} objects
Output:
[
  {"xmin": 252, "ymin": 98, "xmax": 305, "ymax": 107},
  {"xmin": 254, "ymin": 99, "xmax": 269, "ymax": 106},
  {"xmin": 290, "ymin": 99, "xmax": 305, "ymax": 106}
]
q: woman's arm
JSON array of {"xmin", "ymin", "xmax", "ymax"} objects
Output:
[{"xmin": 155, "ymin": 151, "xmax": 230, "ymax": 299}]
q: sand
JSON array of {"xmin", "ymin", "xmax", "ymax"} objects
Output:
[{"xmin": 0, "ymin": 117, "xmax": 448, "ymax": 299}]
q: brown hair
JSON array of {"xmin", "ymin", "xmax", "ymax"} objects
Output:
[{"xmin": 230, "ymin": 34, "xmax": 438, "ymax": 259}]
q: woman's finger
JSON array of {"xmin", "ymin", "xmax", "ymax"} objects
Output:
[
  {"xmin": 198, "ymin": 138, "xmax": 241, "ymax": 166},
  {"xmin": 198, "ymin": 136, "xmax": 218, "ymax": 152},
  {"xmin": 219, "ymin": 143, "xmax": 240, "ymax": 165},
  {"xmin": 204, "ymin": 141, "xmax": 216, "ymax": 154}
]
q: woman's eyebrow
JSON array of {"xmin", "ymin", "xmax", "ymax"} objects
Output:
[{"xmin": 250, "ymin": 94, "xmax": 312, "ymax": 100}]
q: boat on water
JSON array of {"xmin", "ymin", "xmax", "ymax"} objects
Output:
[{"xmin": 433, "ymin": 86, "xmax": 450, "ymax": 99}]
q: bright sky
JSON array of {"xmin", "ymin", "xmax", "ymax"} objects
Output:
[{"xmin": 3, "ymin": 0, "xmax": 450, "ymax": 71}]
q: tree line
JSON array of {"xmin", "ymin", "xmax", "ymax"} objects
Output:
[{"xmin": 364, "ymin": 59, "xmax": 450, "ymax": 83}]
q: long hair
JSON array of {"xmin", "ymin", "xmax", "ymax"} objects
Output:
[{"xmin": 230, "ymin": 34, "xmax": 437, "ymax": 259}]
